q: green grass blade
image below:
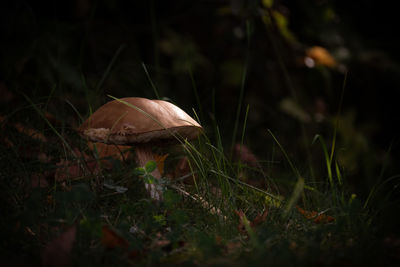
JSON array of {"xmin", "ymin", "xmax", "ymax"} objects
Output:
[
  {"xmin": 335, "ymin": 160, "xmax": 343, "ymax": 186},
  {"xmin": 65, "ymin": 99, "xmax": 84, "ymax": 123},
  {"xmin": 283, "ymin": 177, "xmax": 304, "ymax": 219},
  {"xmin": 330, "ymin": 71, "xmax": 347, "ymax": 162},
  {"xmin": 142, "ymin": 62, "xmax": 160, "ymax": 99},
  {"xmin": 231, "ymin": 20, "xmax": 251, "ymax": 154},
  {"xmin": 268, "ymin": 129, "xmax": 300, "ymax": 179},
  {"xmin": 312, "ymin": 134, "xmax": 333, "ymax": 188},
  {"xmin": 189, "ymin": 68, "xmax": 204, "ymax": 122},
  {"xmin": 95, "ymin": 44, "xmax": 126, "ymax": 93},
  {"xmin": 150, "ymin": 0, "xmax": 160, "ymax": 72},
  {"xmin": 237, "ymin": 104, "xmax": 250, "ymax": 174},
  {"xmin": 21, "ymin": 93, "xmax": 76, "ymax": 158}
]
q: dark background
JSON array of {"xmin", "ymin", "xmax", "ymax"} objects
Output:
[{"xmin": 1, "ymin": 0, "xmax": 399, "ymax": 199}]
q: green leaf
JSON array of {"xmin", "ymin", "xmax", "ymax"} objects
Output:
[
  {"xmin": 145, "ymin": 160, "xmax": 157, "ymax": 173},
  {"xmin": 133, "ymin": 167, "xmax": 146, "ymax": 176},
  {"xmin": 144, "ymin": 174, "xmax": 155, "ymax": 184},
  {"xmin": 153, "ymin": 214, "xmax": 167, "ymax": 226}
]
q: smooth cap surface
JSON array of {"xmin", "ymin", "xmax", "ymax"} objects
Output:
[{"xmin": 79, "ymin": 97, "xmax": 202, "ymax": 145}]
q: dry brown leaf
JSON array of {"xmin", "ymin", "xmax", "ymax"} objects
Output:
[
  {"xmin": 101, "ymin": 225, "xmax": 145, "ymax": 260},
  {"xmin": 101, "ymin": 225, "xmax": 129, "ymax": 249},
  {"xmin": 14, "ymin": 122, "xmax": 47, "ymax": 142},
  {"xmin": 235, "ymin": 210, "xmax": 248, "ymax": 235},
  {"xmin": 42, "ymin": 225, "xmax": 77, "ymax": 267},
  {"xmin": 296, "ymin": 206, "xmax": 335, "ymax": 224},
  {"xmin": 55, "ymin": 149, "xmax": 102, "ymax": 181},
  {"xmin": 235, "ymin": 209, "xmax": 268, "ymax": 234},
  {"xmin": 154, "ymin": 153, "xmax": 168, "ymax": 176},
  {"xmin": 44, "ymin": 112, "xmax": 61, "ymax": 127},
  {"xmin": 1, "ymin": 115, "xmax": 47, "ymax": 144},
  {"xmin": 252, "ymin": 209, "xmax": 269, "ymax": 226},
  {"xmin": 305, "ymin": 46, "xmax": 337, "ymax": 68}
]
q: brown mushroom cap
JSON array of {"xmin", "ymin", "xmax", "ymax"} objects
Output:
[{"xmin": 79, "ymin": 97, "xmax": 202, "ymax": 145}]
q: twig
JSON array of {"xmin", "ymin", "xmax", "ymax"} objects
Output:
[{"xmin": 168, "ymin": 184, "xmax": 227, "ymax": 220}]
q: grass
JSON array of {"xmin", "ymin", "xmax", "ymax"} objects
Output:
[
  {"xmin": 0, "ymin": 92, "xmax": 398, "ymax": 267},
  {"xmin": 1, "ymin": 4, "xmax": 399, "ymax": 265}
]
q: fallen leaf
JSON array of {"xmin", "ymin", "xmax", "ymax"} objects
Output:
[
  {"xmin": 296, "ymin": 206, "xmax": 335, "ymax": 224},
  {"xmin": 44, "ymin": 112, "xmax": 62, "ymax": 127},
  {"xmin": 305, "ymin": 46, "xmax": 337, "ymax": 68},
  {"xmin": 14, "ymin": 122, "xmax": 47, "ymax": 142},
  {"xmin": 101, "ymin": 225, "xmax": 146, "ymax": 260},
  {"xmin": 235, "ymin": 209, "xmax": 268, "ymax": 234},
  {"xmin": 0, "ymin": 114, "xmax": 47, "ymax": 143},
  {"xmin": 154, "ymin": 154, "xmax": 168, "ymax": 176},
  {"xmin": 235, "ymin": 210, "xmax": 251, "ymax": 235},
  {"xmin": 55, "ymin": 149, "xmax": 102, "ymax": 181},
  {"xmin": 101, "ymin": 225, "xmax": 129, "ymax": 249},
  {"xmin": 252, "ymin": 209, "xmax": 269, "ymax": 226},
  {"xmin": 42, "ymin": 225, "xmax": 77, "ymax": 267}
]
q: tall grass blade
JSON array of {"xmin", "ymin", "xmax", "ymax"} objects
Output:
[
  {"xmin": 150, "ymin": 0, "xmax": 160, "ymax": 72},
  {"xmin": 237, "ymin": 104, "xmax": 250, "ymax": 174},
  {"xmin": 231, "ymin": 20, "xmax": 251, "ymax": 153},
  {"xmin": 330, "ymin": 71, "xmax": 347, "ymax": 162},
  {"xmin": 312, "ymin": 134, "xmax": 333, "ymax": 187},
  {"xmin": 363, "ymin": 174, "xmax": 400, "ymax": 209},
  {"xmin": 80, "ymin": 73, "xmax": 93, "ymax": 117},
  {"xmin": 263, "ymin": 12, "xmax": 315, "ymax": 182},
  {"xmin": 240, "ymin": 104, "xmax": 250, "ymax": 148},
  {"xmin": 209, "ymin": 170, "xmax": 281, "ymax": 201},
  {"xmin": 65, "ymin": 99, "xmax": 84, "ymax": 123},
  {"xmin": 95, "ymin": 44, "xmax": 126, "ymax": 93},
  {"xmin": 189, "ymin": 68, "xmax": 204, "ymax": 122},
  {"xmin": 283, "ymin": 177, "xmax": 304, "ymax": 219},
  {"xmin": 21, "ymin": 93, "xmax": 76, "ymax": 158},
  {"xmin": 242, "ymin": 213, "xmax": 259, "ymax": 247},
  {"xmin": 142, "ymin": 62, "xmax": 160, "ymax": 99},
  {"xmin": 364, "ymin": 143, "xmax": 394, "ymax": 209},
  {"xmin": 335, "ymin": 160, "xmax": 343, "ymax": 186},
  {"xmin": 267, "ymin": 129, "xmax": 300, "ymax": 179}
]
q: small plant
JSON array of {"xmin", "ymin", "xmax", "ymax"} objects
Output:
[{"xmin": 133, "ymin": 160, "xmax": 168, "ymax": 196}]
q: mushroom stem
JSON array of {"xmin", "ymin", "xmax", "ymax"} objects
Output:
[{"xmin": 134, "ymin": 143, "xmax": 163, "ymax": 201}]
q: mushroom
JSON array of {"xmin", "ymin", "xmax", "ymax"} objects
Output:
[{"xmin": 78, "ymin": 97, "xmax": 202, "ymax": 201}]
